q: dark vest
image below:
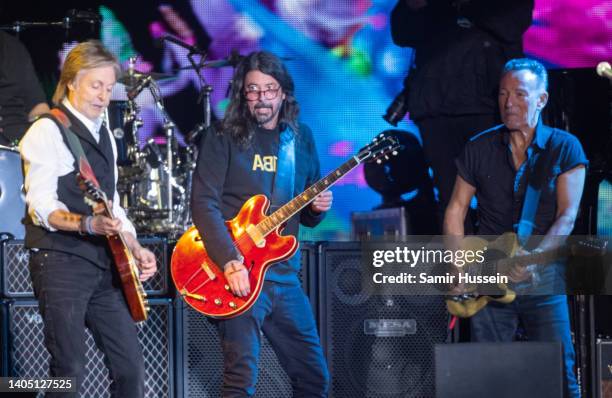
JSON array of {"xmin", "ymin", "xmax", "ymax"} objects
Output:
[{"xmin": 25, "ymin": 104, "xmax": 116, "ymax": 269}]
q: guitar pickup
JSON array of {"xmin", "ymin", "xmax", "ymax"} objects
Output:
[{"xmin": 246, "ymin": 224, "xmax": 266, "ymax": 248}]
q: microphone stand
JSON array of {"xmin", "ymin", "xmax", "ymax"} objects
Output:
[
  {"xmin": 186, "ymin": 49, "xmax": 213, "ymax": 130},
  {"xmin": 0, "ymin": 11, "xmax": 100, "ymax": 36},
  {"xmin": 149, "ymin": 80, "xmax": 180, "ymax": 230},
  {"xmin": 182, "ymin": 49, "xmax": 214, "ymax": 230},
  {"xmin": 0, "ymin": 21, "xmax": 67, "ymax": 33}
]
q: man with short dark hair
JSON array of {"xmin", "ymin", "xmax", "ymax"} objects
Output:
[
  {"xmin": 191, "ymin": 50, "xmax": 331, "ymax": 397},
  {"xmin": 444, "ymin": 58, "xmax": 586, "ymax": 397},
  {"xmin": 20, "ymin": 40, "xmax": 157, "ymax": 397}
]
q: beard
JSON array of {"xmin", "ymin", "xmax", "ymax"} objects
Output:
[{"xmin": 251, "ymin": 102, "xmax": 281, "ymax": 126}]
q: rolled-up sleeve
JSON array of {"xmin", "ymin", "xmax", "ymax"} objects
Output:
[{"xmin": 19, "ymin": 118, "xmax": 71, "ymax": 231}]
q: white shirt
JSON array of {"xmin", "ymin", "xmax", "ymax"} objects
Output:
[{"xmin": 19, "ymin": 99, "xmax": 136, "ymax": 237}]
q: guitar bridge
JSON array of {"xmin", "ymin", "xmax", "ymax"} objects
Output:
[{"xmin": 181, "ymin": 289, "xmax": 207, "ymax": 302}]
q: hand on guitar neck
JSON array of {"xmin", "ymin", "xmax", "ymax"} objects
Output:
[
  {"xmin": 310, "ymin": 191, "xmax": 333, "ymax": 213},
  {"xmin": 84, "ymin": 200, "xmax": 122, "ymax": 235},
  {"xmin": 506, "ymin": 247, "xmax": 541, "ymax": 284},
  {"xmin": 89, "ymin": 200, "xmax": 157, "ymax": 282}
]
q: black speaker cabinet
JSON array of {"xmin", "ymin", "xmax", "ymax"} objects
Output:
[
  {"xmin": 435, "ymin": 342, "xmax": 563, "ymax": 398},
  {"xmin": 175, "ymin": 242, "xmax": 318, "ymax": 397},
  {"xmin": 318, "ymin": 242, "xmax": 450, "ymax": 398},
  {"xmin": 1, "ymin": 298, "xmax": 173, "ymax": 397},
  {"xmin": 1, "ymin": 237, "xmax": 169, "ymax": 297}
]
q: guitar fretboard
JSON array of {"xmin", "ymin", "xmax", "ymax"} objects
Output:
[
  {"xmin": 256, "ymin": 156, "xmax": 360, "ymax": 237},
  {"xmin": 497, "ymin": 247, "xmax": 566, "ymax": 271}
]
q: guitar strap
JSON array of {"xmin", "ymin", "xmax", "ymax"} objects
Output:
[
  {"xmin": 270, "ymin": 125, "xmax": 296, "ymax": 212},
  {"xmin": 45, "ymin": 108, "xmax": 89, "ymax": 168},
  {"xmin": 515, "ymin": 136, "xmax": 552, "ymax": 247}
]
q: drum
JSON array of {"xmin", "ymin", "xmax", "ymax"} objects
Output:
[
  {"xmin": 0, "ymin": 145, "xmax": 26, "ymax": 239},
  {"xmin": 107, "ymin": 100, "xmax": 131, "ymax": 165}
]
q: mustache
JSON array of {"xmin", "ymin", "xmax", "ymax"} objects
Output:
[{"xmin": 254, "ymin": 103, "xmax": 272, "ymax": 110}]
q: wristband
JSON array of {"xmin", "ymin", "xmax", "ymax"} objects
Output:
[{"xmin": 85, "ymin": 216, "xmax": 94, "ymax": 235}]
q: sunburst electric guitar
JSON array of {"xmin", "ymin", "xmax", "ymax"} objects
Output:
[
  {"xmin": 171, "ymin": 133, "xmax": 401, "ymax": 318},
  {"xmin": 78, "ymin": 160, "xmax": 149, "ymax": 322},
  {"xmin": 445, "ymin": 233, "xmax": 607, "ymax": 318}
]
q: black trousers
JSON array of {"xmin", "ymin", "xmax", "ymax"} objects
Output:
[
  {"xmin": 29, "ymin": 250, "xmax": 144, "ymax": 398},
  {"xmin": 418, "ymin": 114, "xmax": 497, "ymax": 232}
]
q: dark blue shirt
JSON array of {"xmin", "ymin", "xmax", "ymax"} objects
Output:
[{"xmin": 456, "ymin": 121, "xmax": 588, "ymax": 236}]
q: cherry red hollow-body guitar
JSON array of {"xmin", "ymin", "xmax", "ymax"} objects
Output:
[{"xmin": 171, "ymin": 133, "xmax": 400, "ymax": 318}]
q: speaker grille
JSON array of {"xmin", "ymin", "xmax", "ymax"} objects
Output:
[
  {"xmin": 1, "ymin": 238, "xmax": 168, "ymax": 297},
  {"xmin": 176, "ymin": 243, "xmax": 317, "ymax": 397},
  {"xmin": 138, "ymin": 237, "xmax": 169, "ymax": 295},
  {"xmin": 5, "ymin": 298, "xmax": 173, "ymax": 397},
  {"xmin": 320, "ymin": 243, "xmax": 449, "ymax": 398},
  {"xmin": 1, "ymin": 241, "xmax": 31, "ymax": 297},
  {"xmin": 178, "ymin": 300, "xmax": 292, "ymax": 397}
]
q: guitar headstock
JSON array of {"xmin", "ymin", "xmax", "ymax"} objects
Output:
[
  {"xmin": 77, "ymin": 173, "xmax": 107, "ymax": 205},
  {"xmin": 357, "ymin": 132, "xmax": 402, "ymax": 164}
]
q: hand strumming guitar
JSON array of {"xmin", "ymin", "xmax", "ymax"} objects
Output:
[
  {"xmin": 224, "ymin": 259, "xmax": 250, "ymax": 297},
  {"xmin": 123, "ymin": 233, "xmax": 157, "ymax": 282}
]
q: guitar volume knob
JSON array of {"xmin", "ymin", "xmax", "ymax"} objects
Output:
[{"xmin": 214, "ymin": 298, "xmax": 222, "ymax": 306}]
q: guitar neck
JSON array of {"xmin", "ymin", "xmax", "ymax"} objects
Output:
[
  {"xmin": 256, "ymin": 156, "xmax": 360, "ymax": 237},
  {"xmin": 498, "ymin": 246, "xmax": 567, "ymax": 271},
  {"xmin": 100, "ymin": 197, "xmax": 129, "ymax": 246}
]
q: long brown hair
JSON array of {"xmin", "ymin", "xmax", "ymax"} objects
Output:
[{"xmin": 222, "ymin": 51, "xmax": 299, "ymax": 148}]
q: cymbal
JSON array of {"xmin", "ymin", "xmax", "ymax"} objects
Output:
[{"xmin": 118, "ymin": 71, "xmax": 175, "ymax": 86}]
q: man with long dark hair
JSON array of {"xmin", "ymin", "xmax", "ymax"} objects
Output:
[{"xmin": 191, "ymin": 51, "xmax": 332, "ymax": 397}]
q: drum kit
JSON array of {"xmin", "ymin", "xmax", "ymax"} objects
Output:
[
  {"xmin": 0, "ymin": 52, "xmax": 238, "ymax": 240},
  {"xmin": 105, "ymin": 57, "xmax": 202, "ymax": 238},
  {"xmin": 0, "ymin": 14, "xmax": 240, "ymax": 240}
]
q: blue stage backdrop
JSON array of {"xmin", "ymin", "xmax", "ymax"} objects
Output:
[{"xmin": 5, "ymin": 0, "xmax": 611, "ymax": 240}]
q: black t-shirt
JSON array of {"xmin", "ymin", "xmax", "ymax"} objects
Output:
[
  {"xmin": 0, "ymin": 31, "xmax": 46, "ymax": 145},
  {"xmin": 456, "ymin": 122, "xmax": 588, "ymax": 235},
  {"xmin": 191, "ymin": 122, "xmax": 324, "ymax": 284}
]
